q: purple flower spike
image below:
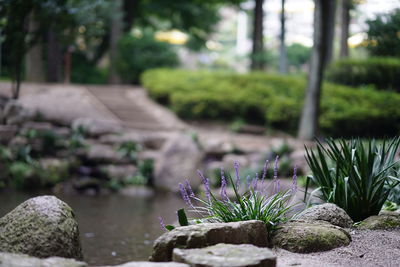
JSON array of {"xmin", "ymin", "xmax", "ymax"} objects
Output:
[
  {"xmin": 246, "ymin": 175, "xmax": 251, "ymax": 190},
  {"xmin": 204, "ymin": 178, "xmax": 211, "ymax": 202},
  {"xmin": 179, "ymin": 183, "xmax": 192, "ymax": 207},
  {"xmin": 261, "ymin": 159, "xmax": 269, "ymax": 185},
  {"xmin": 273, "ymin": 156, "xmax": 279, "ymax": 180},
  {"xmin": 158, "ymin": 216, "xmax": 166, "ymax": 230},
  {"xmin": 185, "ymin": 179, "xmax": 195, "ymax": 198},
  {"xmin": 197, "ymin": 170, "xmax": 207, "ymax": 183},
  {"xmin": 234, "ymin": 161, "xmax": 240, "ymax": 190},
  {"xmin": 253, "ymin": 172, "xmax": 259, "ymax": 191},
  {"xmin": 220, "ymin": 167, "xmax": 228, "ymax": 201},
  {"xmin": 292, "ymin": 165, "xmax": 298, "ymax": 193},
  {"xmin": 273, "ymin": 156, "xmax": 279, "ymax": 193}
]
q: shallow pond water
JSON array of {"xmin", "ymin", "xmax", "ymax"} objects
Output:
[{"xmin": 0, "ymin": 190, "xmax": 183, "ymax": 266}]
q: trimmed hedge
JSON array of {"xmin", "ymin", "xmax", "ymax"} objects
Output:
[
  {"xmin": 142, "ymin": 69, "xmax": 400, "ymax": 137},
  {"xmin": 326, "ymin": 57, "xmax": 400, "ymax": 92}
]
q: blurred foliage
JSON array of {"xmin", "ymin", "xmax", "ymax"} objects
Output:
[
  {"xmin": 142, "ymin": 69, "xmax": 400, "ymax": 137},
  {"xmin": 286, "ymin": 43, "xmax": 311, "ymax": 70},
  {"xmin": 70, "ymin": 53, "xmax": 108, "ymax": 84},
  {"xmin": 326, "ymin": 57, "xmax": 400, "ymax": 92},
  {"xmin": 366, "ymin": 9, "xmax": 400, "ymax": 57},
  {"xmin": 116, "ymin": 32, "xmax": 179, "ymax": 83}
]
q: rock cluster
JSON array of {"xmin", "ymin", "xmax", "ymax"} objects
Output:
[{"xmin": 151, "ymin": 220, "xmax": 268, "ymax": 262}]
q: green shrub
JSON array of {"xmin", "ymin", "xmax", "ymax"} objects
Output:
[
  {"xmin": 304, "ymin": 138, "xmax": 400, "ymax": 222},
  {"xmin": 326, "ymin": 57, "xmax": 400, "ymax": 92},
  {"xmin": 116, "ymin": 32, "xmax": 178, "ymax": 83},
  {"xmin": 142, "ymin": 69, "xmax": 400, "ymax": 137}
]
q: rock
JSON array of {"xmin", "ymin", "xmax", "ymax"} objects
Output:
[
  {"xmin": 72, "ymin": 117, "xmax": 122, "ymax": 137},
  {"xmin": 0, "ymin": 252, "xmax": 87, "ymax": 267},
  {"xmin": 272, "ymin": 220, "xmax": 351, "ymax": 253},
  {"xmin": 297, "ymin": 203, "xmax": 354, "ymax": 228},
  {"xmin": 150, "ymin": 220, "xmax": 268, "ymax": 262},
  {"xmin": 357, "ymin": 214, "xmax": 400, "ymax": 230},
  {"xmin": 0, "ymin": 125, "xmax": 18, "ymax": 145},
  {"xmin": 3, "ymin": 100, "xmax": 29, "ymax": 125},
  {"xmin": 100, "ymin": 164, "xmax": 138, "ymax": 181},
  {"xmin": 289, "ymin": 149, "xmax": 308, "ymax": 174},
  {"xmin": 154, "ymin": 134, "xmax": 204, "ymax": 192},
  {"xmin": 85, "ymin": 144, "xmax": 127, "ymax": 164},
  {"xmin": 105, "ymin": 262, "xmax": 189, "ymax": 267},
  {"xmin": 173, "ymin": 244, "xmax": 276, "ymax": 267},
  {"xmin": 202, "ymin": 139, "xmax": 233, "ymax": 158},
  {"xmin": 0, "ymin": 196, "xmax": 83, "ymax": 259}
]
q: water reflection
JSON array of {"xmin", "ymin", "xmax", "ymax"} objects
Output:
[{"xmin": 0, "ymin": 191, "xmax": 183, "ymax": 266}]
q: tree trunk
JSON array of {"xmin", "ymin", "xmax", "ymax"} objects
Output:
[
  {"xmin": 279, "ymin": 0, "xmax": 287, "ymax": 73},
  {"xmin": 108, "ymin": 0, "xmax": 123, "ymax": 84},
  {"xmin": 251, "ymin": 0, "xmax": 264, "ymax": 70},
  {"xmin": 123, "ymin": 0, "xmax": 138, "ymax": 33},
  {"xmin": 47, "ymin": 28, "xmax": 63, "ymax": 83},
  {"xmin": 298, "ymin": 0, "xmax": 334, "ymax": 140},
  {"xmin": 325, "ymin": 0, "xmax": 337, "ymax": 65},
  {"xmin": 339, "ymin": 0, "xmax": 350, "ymax": 58},
  {"xmin": 26, "ymin": 13, "xmax": 45, "ymax": 82}
]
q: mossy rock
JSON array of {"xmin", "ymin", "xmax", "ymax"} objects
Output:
[
  {"xmin": 0, "ymin": 196, "xmax": 83, "ymax": 260},
  {"xmin": 272, "ymin": 220, "xmax": 351, "ymax": 253},
  {"xmin": 357, "ymin": 214, "xmax": 400, "ymax": 230}
]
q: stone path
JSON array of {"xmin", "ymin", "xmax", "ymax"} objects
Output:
[{"xmin": 85, "ymin": 85, "xmax": 186, "ymax": 131}]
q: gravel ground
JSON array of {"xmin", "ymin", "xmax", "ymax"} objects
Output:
[{"xmin": 275, "ymin": 229, "xmax": 400, "ymax": 267}]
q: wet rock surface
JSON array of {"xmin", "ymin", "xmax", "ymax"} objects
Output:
[
  {"xmin": 150, "ymin": 220, "xmax": 268, "ymax": 262},
  {"xmin": 272, "ymin": 220, "xmax": 351, "ymax": 253},
  {"xmin": 173, "ymin": 244, "xmax": 276, "ymax": 267},
  {"xmin": 0, "ymin": 196, "xmax": 83, "ymax": 259}
]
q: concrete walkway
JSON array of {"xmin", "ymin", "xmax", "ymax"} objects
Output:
[{"xmin": 0, "ymin": 82, "xmax": 186, "ymax": 131}]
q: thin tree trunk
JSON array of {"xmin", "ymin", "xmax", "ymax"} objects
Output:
[
  {"xmin": 64, "ymin": 46, "xmax": 72, "ymax": 84},
  {"xmin": 47, "ymin": 28, "xmax": 63, "ymax": 83},
  {"xmin": 325, "ymin": 0, "xmax": 337, "ymax": 65},
  {"xmin": 298, "ymin": 0, "xmax": 334, "ymax": 140},
  {"xmin": 123, "ymin": 0, "xmax": 138, "ymax": 33},
  {"xmin": 26, "ymin": 13, "xmax": 45, "ymax": 82},
  {"xmin": 251, "ymin": 0, "xmax": 264, "ymax": 70},
  {"xmin": 108, "ymin": 0, "xmax": 123, "ymax": 84},
  {"xmin": 279, "ymin": 0, "xmax": 287, "ymax": 73},
  {"xmin": 340, "ymin": 0, "xmax": 350, "ymax": 58}
]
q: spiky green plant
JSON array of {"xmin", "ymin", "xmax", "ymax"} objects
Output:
[{"xmin": 304, "ymin": 138, "xmax": 400, "ymax": 222}]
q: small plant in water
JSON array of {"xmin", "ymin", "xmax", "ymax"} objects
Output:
[{"xmin": 160, "ymin": 158, "xmax": 299, "ymax": 234}]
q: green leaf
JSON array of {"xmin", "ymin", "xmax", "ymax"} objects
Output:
[{"xmin": 177, "ymin": 208, "xmax": 189, "ymax": 226}]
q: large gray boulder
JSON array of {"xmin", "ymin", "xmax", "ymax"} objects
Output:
[
  {"xmin": 173, "ymin": 244, "xmax": 276, "ymax": 267},
  {"xmin": 0, "ymin": 196, "xmax": 83, "ymax": 260},
  {"xmin": 150, "ymin": 220, "xmax": 268, "ymax": 262},
  {"xmin": 0, "ymin": 252, "xmax": 87, "ymax": 267},
  {"xmin": 154, "ymin": 134, "xmax": 204, "ymax": 192},
  {"xmin": 357, "ymin": 214, "xmax": 400, "ymax": 230},
  {"xmin": 297, "ymin": 203, "xmax": 354, "ymax": 228},
  {"xmin": 272, "ymin": 220, "xmax": 351, "ymax": 253},
  {"xmin": 0, "ymin": 125, "xmax": 18, "ymax": 145}
]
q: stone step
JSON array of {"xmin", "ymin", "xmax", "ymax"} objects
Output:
[{"xmin": 173, "ymin": 244, "xmax": 277, "ymax": 267}]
